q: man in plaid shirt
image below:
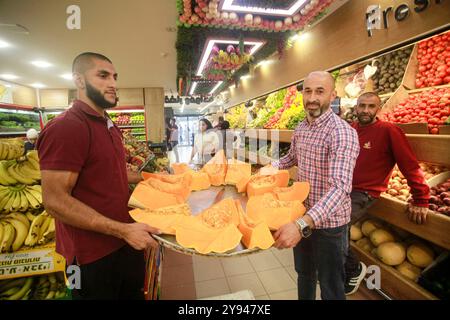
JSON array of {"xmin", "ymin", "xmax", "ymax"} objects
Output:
[{"xmin": 268, "ymin": 71, "xmax": 360, "ymax": 300}]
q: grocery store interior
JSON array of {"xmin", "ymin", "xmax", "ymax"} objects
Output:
[{"xmin": 0, "ymin": 0, "xmax": 449, "ymax": 301}]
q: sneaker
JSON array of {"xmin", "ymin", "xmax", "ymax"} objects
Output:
[{"xmin": 345, "ymin": 262, "xmax": 367, "ymax": 295}]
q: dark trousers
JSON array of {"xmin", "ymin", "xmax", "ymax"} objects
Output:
[
  {"xmin": 344, "ymin": 191, "xmax": 376, "ymax": 280},
  {"xmin": 293, "ymin": 224, "xmax": 348, "ymax": 300},
  {"xmin": 71, "ymin": 245, "xmax": 146, "ymax": 300}
]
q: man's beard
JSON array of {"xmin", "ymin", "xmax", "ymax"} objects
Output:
[
  {"xmin": 357, "ymin": 113, "xmax": 376, "ymax": 125},
  {"xmin": 86, "ymin": 81, "xmax": 118, "ymax": 109},
  {"xmin": 305, "ymin": 101, "xmax": 329, "ymax": 119}
]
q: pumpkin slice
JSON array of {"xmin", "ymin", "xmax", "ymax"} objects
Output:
[
  {"xmin": 235, "ymin": 200, "xmax": 274, "ymax": 250},
  {"xmin": 236, "ymin": 175, "xmax": 252, "ymax": 193},
  {"xmin": 129, "ymin": 182, "xmax": 184, "ymax": 209},
  {"xmin": 143, "ymin": 174, "xmax": 192, "ymax": 201},
  {"xmin": 246, "ymin": 193, "xmax": 306, "ymax": 230},
  {"xmin": 174, "ymin": 198, "xmax": 242, "ymax": 254},
  {"xmin": 225, "ymin": 159, "xmax": 251, "ymax": 186},
  {"xmin": 273, "ymin": 182, "xmax": 310, "ymax": 202},
  {"xmin": 246, "ymin": 170, "xmax": 290, "ymax": 197},
  {"xmin": 129, "ymin": 203, "xmax": 192, "ymax": 235},
  {"xmin": 171, "ymin": 163, "xmax": 190, "ymax": 174},
  {"xmin": 202, "ymin": 150, "xmax": 228, "ymax": 186},
  {"xmin": 190, "ymin": 171, "xmax": 211, "ymax": 191}
]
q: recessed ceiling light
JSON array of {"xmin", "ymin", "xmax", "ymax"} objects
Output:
[
  {"xmin": 61, "ymin": 73, "xmax": 73, "ymax": 80},
  {"xmin": 0, "ymin": 74, "xmax": 19, "ymax": 80},
  {"xmin": 31, "ymin": 83, "xmax": 46, "ymax": 88},
  {"xmin": 221, "ymin": 0, "xmax": 307, "ymax": 16},
  {"xmin": 5, "ymin": 84, "xmax": 12, "ymax": 88},
  {"xmin": 0, "ymin": 40, "xmax": 11, "ymax": 48},
  {"xmin": 31, "ymin": 60, "xmax": 52, "ymax": 68}
]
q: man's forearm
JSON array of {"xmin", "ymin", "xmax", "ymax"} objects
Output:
[{"xmin": 44, "ymin": 193, "xmax": 126, "ymax": 240}]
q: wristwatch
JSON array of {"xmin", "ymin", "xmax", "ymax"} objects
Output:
[{"xmin": 295, "ymin": 219, "xmax": 312, "ymax": 238}]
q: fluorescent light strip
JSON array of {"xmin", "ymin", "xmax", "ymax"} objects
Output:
[
  {"xmin": 222, "ymin": 0, "xmax": 307, "ymax": 16},
  {"xmin": 189, "ymin": 82, "xmax": 198, "ymax": 95},
  {"xmin": 31, "ymin": 60, "xmax": 52, "ymax": 68},
  {"xmin": 0, "ymin": 74, "xmax": 19, "ymax": 80},
  {"xmin": 31, "ymin": 83, "xmax": 46, "ymax": 88},
  {"xmin": 180, "ymin": 100, "xmax": 186, "ymax": 113},
  {"xmin": 0, "ymin": 40, "xmax": 11, "ymax": 48},
  {"xmin": 196, "ymin": 39, "xmax": 265, "ymax": 76},
  {"xmin": 61, "ymin": 73, "xmax": 72, "ymax": 80},
  {"xmin": 200, "ymin": 101, "xmax": 215, "ymax": 113},
  {"xmin": 210, "ymin": 81, "xmax": 223, "ymax": 94}
]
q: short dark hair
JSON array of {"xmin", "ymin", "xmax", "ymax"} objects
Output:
[
  {"xmin": 200, "ymin": 118, "xmax": 213, "ymax": 130},
  {"xmin": 357, "ymin": 92, "xmax": 382, "ymax": 105},
  {"xmin": 218, "ymin": 116, "xmax": 224, "ymax": 122},
  {"xmin": 72, "ymin": 52, "xmax": 113, "ymax": 74}
]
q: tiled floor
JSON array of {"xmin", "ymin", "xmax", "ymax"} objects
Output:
[{"xmin": 160, "ymin": 247, "xmax": 383, "ymax": 300}]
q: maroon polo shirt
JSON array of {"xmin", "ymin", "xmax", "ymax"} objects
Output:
[{"xmin": 37, "ymin": 100, "xmax": 131, "ymax": 265}]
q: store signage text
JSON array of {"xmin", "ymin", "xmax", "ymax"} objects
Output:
[
  {"xmin": 66, "ymin": 265, "xmax": 81, "ymax": 289},
  {"xmin": 0, "ymin": 250, "xmax": 54, "ymax": 277},
  {"xmin": 366, "ymin": 0, "xmax": 444, "ymax": 37},
  {"xmin": 66, "ymin": 5, "xmax": 81, "ymax": 30},
  {"xmin": 366, "ymin": 265, "xmax": 381, "ymax": 290}
]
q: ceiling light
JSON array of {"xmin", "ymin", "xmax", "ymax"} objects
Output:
[
  {"xmin": 31, "ymin": 83, "xmax": 46, "ymax": 88},
  {"xmin": 0, "ymin": 74, "xmax": 19, "ymax": 80},
  {"xmin": 200, "ymin": 101, "xmax": 215, "ymax": 113},
  {"xmin": 299, "ymin": 32, "xmax": 311, "ymax": 41},
  {"xmin": 61, "ymin": 73, "xmax": 72, "ymax": 80},
  {"xmin": 210, "ymin": 81, "xmax": 223, "ymax": 95},
  {"xmin": 5, "ymin": 84, "xmax": 12, "ymax": 88},
  {"xmin": 180, "ymin": 100, "xmax": 185, "ymax": 113},
  {"xmin": 196, "ymin": 39, "xmax": 265, "ymax": 76},
  {"xmin": 31, "ymin": 60, "xmax": 52, "ymax": 68},
  {"xmin": 189, "ymin": 82, "xmax": 198, "ymax": 95},
  {"xmin": 221, "ymin": 0, "xmax": 307, "ymax": 16},
  {"xmin": 0, "ymin": 40, "xmax": 11, "ymax": 48},
  {"xmin": 256, "ymin": 60, "xmax": 274, "ymax": 68}
]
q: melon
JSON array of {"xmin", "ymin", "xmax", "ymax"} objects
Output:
[
  {"xmin": 376, "ymin": 242, "xmax": 406, "ymax": 266},
  {"xmin": 396, "ymin": 261, "xmax": 422, "ymax": 282},
  {"xmin": 350, "ymin": 225, "xmax": 363, "ymax": 241},
  {"xmin": 361, "ymin": 219, "xmax": 382, "ymax": 237},
  {"xmin": 407, "ymin": 243, "xmax": 435, "ymax": 268},
  {"xmin": 370, "ymin": 229, "xmax": 395, "ymax": 247},
  {"xmin": 356, "ymin": 238, "xmax": 374, "ymax": 253}
]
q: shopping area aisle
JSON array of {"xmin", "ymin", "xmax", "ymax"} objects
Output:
[
  {"xmin": 160, "ymin": 247, "xmax": 383, "ymax": 300},
  {"xmin": 168, "ymin": 146, "xmax": 192, "ymax": 165}
]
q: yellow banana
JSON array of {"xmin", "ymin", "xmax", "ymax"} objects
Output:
[
  {"xmin": 2, "ymin": 192, "xmax": 16, "ymax": 214},
  {"xmin": 6, "ymin": 277, "xmax": 33, "ymax": 300},
  {"xmin": 39, "ymin": 218, "xmax": 55, "ymax": 245},
  {"xmin": 6, "ymin": 212, "xmax": 30, "ymax": 230},
  {"xmin": 24, "ymin": 212, "xmax": 46, "ymax": 246},
  {"xmin": 22, "ymin": 189, "xmax": 41, "ymax": 210},
  {"xmin": 7, "ymin": 164, "xmax": 35, "ymax": 185},
  {"xmin": 38, "ymin": 215, "xmax": 51, "ymax": 240},
  {"xmin": 0, "ymin": 223, "xmax": 3, "ymax": 245},
  {"xmin": 25, "ymin": 156, "xmax": 40, "ymax": 171},
  {"xmin": 18, "ymin": 190, "xmax": 29, "ymax": 212},
  {"xmin": 26, "ymin": 187, "xmax": 42, "ymax": 204},
  {"xmin": 25, "ymin": 211, "xmax": 36, "ymax": 222},
  {"xmin": 0, "ymin": 190, "xmax": 13, "ymax": 212},
  {"xmin": 0, "ymin": 222, "xmax": 15, "ymax": 253},
  {"xmin": 0, "ymin": 161, "xmax": 17, "ymax": 185},
  {"xmin": 11, "ymin": 191, "xmax": 21, "ymax": 212},
  {"xmin": 4, "ymin": 218, "xmax": 28, "ymax": 252}
]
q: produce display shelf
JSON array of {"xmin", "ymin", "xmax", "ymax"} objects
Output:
[
  {"xmin": 367, "ymin": 196, "xmax": 450, "ymax": 250},
  {"xmin": 351, "ymin": 243, "xmax": 437, "ymax": 300},
  {"xmin": 405, "ymin": 134, "xmax": 450, "ymax": 165},
  {"xmin": 131, "ymin": 132, "xmax": 146, "ymax": 135},
  {"xmin": 117, "ymin": 125, "xmax": 145, "ymax": 129},
  {"xmin": 0, "ymin": 131, "xmax": 32, "ymax": 136},
  {"xmin": 138, "ymin": 154, "xmax": 155, "ymax": 173},
  {"xmin": 406, "ymin": 83, "xmax": 450, "ymax": 95}
]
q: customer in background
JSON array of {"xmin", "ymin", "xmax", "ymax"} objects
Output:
[
  {"xmin": 165, "ymin": 117, "xmax": 172, "ymax": 151},
  {"xmin": 24, "ymin": 128, "xmax": 39, "ymax": 154},
  {"xmin": 344, "ymin": 92, "xmax": 430, "ymax": 295},
  {"xmin": 190, "ymin": 118, "xmax": 219, "ymax": 165},
  {"xmin": 169, "ymin": 118, "xmax": 180, "ymax": 163},
  {"xmin": 265, "ymin": 71, "xmax": 360, "ymax": 300}
]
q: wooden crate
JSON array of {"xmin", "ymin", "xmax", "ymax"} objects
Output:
[
  {"xmin": 402, "ymin": 44, "xmax": 419, "ymax": 90},
  {"xmin": 406, "ymin": 134, "xmax": 450, "ymax": 165},
  {"xmin": 351, "ymin": 243, "xmax": 438, "ymax": 300},
  {"xmin": 367, "ymin": 196, "xmax": 450, "ymax": 250}
]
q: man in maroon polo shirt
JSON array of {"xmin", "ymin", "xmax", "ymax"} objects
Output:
[{"xmin": 36, "ymin": 52, "xmax": 160, "ymax": 300}]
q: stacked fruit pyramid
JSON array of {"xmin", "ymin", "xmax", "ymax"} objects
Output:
[
  {"xmin": 0, "ymin": 139, "xmax": 66, "ymax": 300},
  {"xmin": 128, "ymin": 150, "xmax": 310, "ymax": 255}
]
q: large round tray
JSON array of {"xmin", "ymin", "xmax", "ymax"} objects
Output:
[{"xmin": 150, "ymin": 185, "xmax": 265, "ymax": 258}]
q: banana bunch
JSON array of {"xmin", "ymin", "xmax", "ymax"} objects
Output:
[
  {"xmin": 0, "ymin": 211, "xmax": 55, "ymax": 253},
  {"xmin": 0, "ymin": 276, "xmax": 34, "ymax": 300},
  {"xmin": 0, "ymin": 272, "xmax": 67, "ymax": 300},
  {"xmin": 0, "ymin": 140, "xmax": 24, "ymax": 161},
  {"xmin": 0, "ymin": 151, "xmax": 40, "ymax": 185},
  {"xmin": 0, "ymin": 185, "xmax": 42, "ymax": 214},
  {"xmin": 31, "ymin": 273, "xmax": 67, "ymax": 300}
]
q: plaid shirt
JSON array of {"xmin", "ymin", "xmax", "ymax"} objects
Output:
[{"xmin": 273, "ymin": 109, "xmax": 359, "ymax": 229}]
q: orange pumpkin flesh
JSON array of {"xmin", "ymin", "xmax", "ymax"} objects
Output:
[
  {"xmin": 235, "ymin": 200, "xmax": 274, "ymax": 250},
  {"xmin": 202, "ymin": 150, "xmax": 228, "ymax": 186},
  {"xmin": 246, "ymin": 193, "xmax": 306, "ymax": 230},
  {"xmin": 142, "ymin": 174, "xmax": 192, "ymax": 201},
  {"xmin": 129, "ymin": 182, "xmax": 185, "ymax": 209},
  {"xmin": 225, "ymin": 159, "xmax": 251, "ymax": 186},
  {"xmin": 273, "ymin": 182, "xmax": 310, "ymax": 202},
  {"xmin": 246, "ymin": 170, "xmax": 290, "ymax": 197},
  {"xmin": 171, "ymin": 163, "xmax": 190, "ymax": 174},
  {"xmin": 129, "ymin": 203, "xmax": 191, "ymax": 235},
  {"xmin": 189, "ymin": 171, "xmax": 212, "ymax": 191},
  {"xmin": 174, "ymin": 198, "xmax": 242, "ymax": 254}
]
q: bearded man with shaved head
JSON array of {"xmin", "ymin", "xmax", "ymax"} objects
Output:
[
  {"xmin": 267, "ymin": 71, "xmax": 360, "ymax": 300},
  {"xmin": 36, "ymin": 52, "xmax": 161, "ymax": 300}
]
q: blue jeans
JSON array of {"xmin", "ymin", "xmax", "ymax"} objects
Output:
[{"xmin": 293, "ymin": 224, "xmax": 349, "ymax": 300}]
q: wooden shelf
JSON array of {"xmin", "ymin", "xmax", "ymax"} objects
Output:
[
  {"xmin": 406, "ymin": 83, "xmax": 450, "ymax": 95},
  {"xmin": 367, "ymin": 196, "xmax": 450, "ymax": 250},
  {"xmin": 405, "ymin": 134, "xmax": 450, "ymax": 165},
  {"xmin": 118, "ymin": 124, "xmax": 145, "ymax": 129},
  {"xmin": 351, "ymin": 243, "xmax": 438, "ymax": 300}
]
